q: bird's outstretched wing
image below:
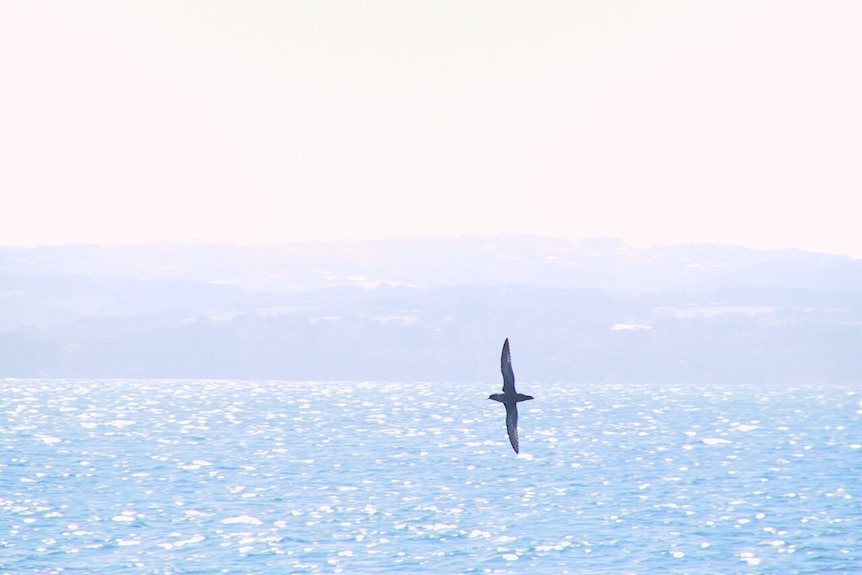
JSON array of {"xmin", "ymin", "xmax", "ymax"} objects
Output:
[
  {"xmin": 501, "ymin": 338, "xmax": 516, "ymax": 394},
  {"xmin": 505, "ymin": 403, "xmax": 519, "ymax": 453}
]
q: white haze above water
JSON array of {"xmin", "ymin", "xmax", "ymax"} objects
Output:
[{"xmin": 2, "ymin": 2, "xmax": 862, "ymax": 256}]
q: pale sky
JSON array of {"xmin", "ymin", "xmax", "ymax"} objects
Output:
[{"xmin": 2, "ymin": 1, "xmax": 861, "ymax": 255}]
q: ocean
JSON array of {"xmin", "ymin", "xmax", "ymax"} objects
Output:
[{"xmin": 1, "ymin": 378, "xmax": 859, "ymax": 574}]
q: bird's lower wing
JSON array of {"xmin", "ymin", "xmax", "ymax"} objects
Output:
[{"xmin": 505, "ymin": 403, "xmax": 519, "ymax": 453}]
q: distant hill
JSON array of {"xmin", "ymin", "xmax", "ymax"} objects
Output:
[
  {"xmin": 2, "ymin": 235, "xmax": 861, "ymax": 382},
  {"xmin": 4, "ymin": 235, "xmax": 862, "ymax": 292}
]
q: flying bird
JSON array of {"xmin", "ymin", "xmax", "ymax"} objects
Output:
[{"xmin": 488, "ymin": 338, "xmax": 534, "ymax": 453}]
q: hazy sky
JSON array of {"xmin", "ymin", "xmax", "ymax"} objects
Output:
[{"xmin": 3, "ymin": 1, "xmax": 861, "ymax": 255}]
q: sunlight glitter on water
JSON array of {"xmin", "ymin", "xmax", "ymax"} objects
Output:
[{"xmin": 1, "ymin": 379, "xmax": 860, "ymax": 574}]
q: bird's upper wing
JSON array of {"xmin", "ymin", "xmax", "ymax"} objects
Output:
[
  {"xmin": 501, "ymin": 338, "xmax": 516, "ymax": 394},
  {"xmin": 505, "ymin": 403, "xmax": 519, "ymax": 453}
]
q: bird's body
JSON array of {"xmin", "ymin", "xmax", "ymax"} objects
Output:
[{"xmin": 488, "ymin": 338, "xmax": 533, "ymax": 453}]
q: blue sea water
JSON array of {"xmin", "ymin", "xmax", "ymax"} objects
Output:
[{"xmin": 1, "ymin": 379, "xmax": 860, "ymax": 574}]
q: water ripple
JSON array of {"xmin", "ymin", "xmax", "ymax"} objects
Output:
[{"xmin": 1, "ymin": 379, "xmax": 859, "ymax": 574}]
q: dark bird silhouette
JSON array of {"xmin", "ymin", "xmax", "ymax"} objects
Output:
[{"xmin": 488, "ymin": 338, "xmax": 534, "ymax": 453}]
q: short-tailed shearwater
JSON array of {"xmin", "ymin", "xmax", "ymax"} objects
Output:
[{"xmin": 488, "ymin": 338, "xmax": 534, "ymax": 453}]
